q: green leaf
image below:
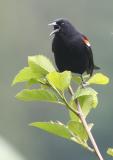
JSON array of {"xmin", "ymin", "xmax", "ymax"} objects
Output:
[
  {"xmin": 72, "ymin": 74, "xmax": 90, "ymax": 84},
  {"xmin": 28, "ymin": 55, "xmax": 55, "ymax": 77},
  {"xmin": 16, "ymin": 89, "xmax": 60, "ymax": 103},
  {"xmin": 12, "ymin": 55, "xmax": 55, "ymax": 86},
  {"xmin": 69, "ymin": 87, "xmax": 98, "ymax": 118},
  {"xmin": 68, "ymin": 121, "xmax": 88, "ymax": 142},
  {"xmin": 74, "ymin": 87, "xmax": 98, "ymax": 99},
  {"xmin": 70, "ymin": 136, "xmax": 93, "ymax": 151},
  {"xmin": 69, "ymin": 110, "xmax": 80, "ymax": 121},
  {"xmin": 88, "ymin": 73, "xmax": 109, "ymax": 85},
  {"xmin": 30, "ymin": 121, "xmax": 93, "ymax": 151},
  {"xmin": 30, "ymin": 121, "xmax": 72, "ymax": 139},
  {"xmin": 47, "ymin": 71, "xmax": 72, "ymax": 92},
  {"xmin": 12, "ymin": 67, "xmax": 37, "ymax": 85},
  {"xmin": 67, "ymin": 120, "xmax": 93, "ymax": 151},
  {"xmin": 68, "ymin": 100, "xmax": 80, "ymax": 122},
  {"xmin": 73, "ymin": 87, "xmax": 98, "ymax": 117},
  {"xmin": 80, "ymin": 95, "xmax": 98, "ymax": 117},
  {"xmin": 107, "ymin": 148, "xmax": 113, "ymax": 157},
  {"xmin": 72, "ymin": 74, "xmax": 82, "ymax": 84},
  {"xmin": 25, "ymin": 79, "xmax": 40, "ymax": 88}
]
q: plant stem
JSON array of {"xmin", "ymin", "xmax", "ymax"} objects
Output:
[
  {"xmin": 68, "ymin": 86, "xmax": 104, "ymax": 160},
  {"xmin": 48, "ymin": 81, "xmax": 104, "ymax": 160},
  {"xmin": 48, "ymin": 83, "xmax": 80, "ymax": 116}
]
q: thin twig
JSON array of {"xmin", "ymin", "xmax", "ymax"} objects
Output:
[
  {"xmin": 48, "ymin": 82, "xmax": 93, "ymax": 152},
  {"xmin": 68, "ymin": 86, "xmax": 104, "ymax": 160},
  {"xmin": 48, "ymin": 82, "xmax": 80, "ymax": 116}
]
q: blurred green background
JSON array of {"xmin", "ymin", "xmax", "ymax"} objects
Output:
[{"xmin": 0, "ymin": 0, "xmax": 113, "ymax": 159}]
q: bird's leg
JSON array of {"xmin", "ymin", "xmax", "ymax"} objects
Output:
[
  {"xmin": 80, "ymin": 74, "xmax": 88, "ymax": 88},
  {"xmin": 81, "ymin": 74, "xmax": 84, "ymax": 83}
]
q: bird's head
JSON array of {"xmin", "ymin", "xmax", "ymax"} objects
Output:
[{"xmin": 48, "ymin": 18, "xmax": 77, "ymax": 37}]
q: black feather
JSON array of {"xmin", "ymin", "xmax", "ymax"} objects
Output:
[{"xmin": 49, "ymin": 19, "xmax": 100, "ymax": 76}]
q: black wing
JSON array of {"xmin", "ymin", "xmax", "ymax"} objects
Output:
[{"xmin": 82, "ymin": 35, "xmax": 94, "ymax": 76}]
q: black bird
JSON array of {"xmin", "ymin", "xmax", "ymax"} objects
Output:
[{"xmin": 49, "ymin": 18, "xmax": 99, "ymax": 78}]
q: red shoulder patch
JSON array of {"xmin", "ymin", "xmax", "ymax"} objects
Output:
[{"xmin": 82, "ymin": 36, "xmax": 91, "ymax": 47}]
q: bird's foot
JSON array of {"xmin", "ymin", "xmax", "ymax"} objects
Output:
[
  {"xmin": 81, "ymin": 81, "xmax": 89, "ymax": 88},
  {"xmin": 80, "ymin": 75, "xmax": 88, "ymax": 88}
]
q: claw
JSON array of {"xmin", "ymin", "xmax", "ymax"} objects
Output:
[{"xmin": 80, "ymin": 75, "xmax": 89, "ymax": 88}]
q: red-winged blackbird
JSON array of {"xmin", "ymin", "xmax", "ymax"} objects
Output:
[{"xmin": 49, "ymin": 18, "xmax": 99, "ymax": 77}]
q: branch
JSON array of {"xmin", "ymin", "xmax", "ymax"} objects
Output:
[
  {"xmin": 48, "ymin": 82, "xmax": 80, "ymax": 116},
  {"xmin": 68, "ymin": 86, "xmax": 104, "ymax": 160}
]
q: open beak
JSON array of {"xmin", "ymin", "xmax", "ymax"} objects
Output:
[{"xmin": 48, "ymin": 22, "xmax": 60, "ymax": 36}]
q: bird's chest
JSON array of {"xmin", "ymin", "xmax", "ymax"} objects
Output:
[
  {"xmin": 52, "ymin": 36, "xmax": 85, "ymax": 60},
  {"xmin": 52, "ymin": 36, "xmax": 88, "ymax": 73},
  {"xmin": 52, "ymin": 37, "xmax": 68, "ymax": 55}
]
